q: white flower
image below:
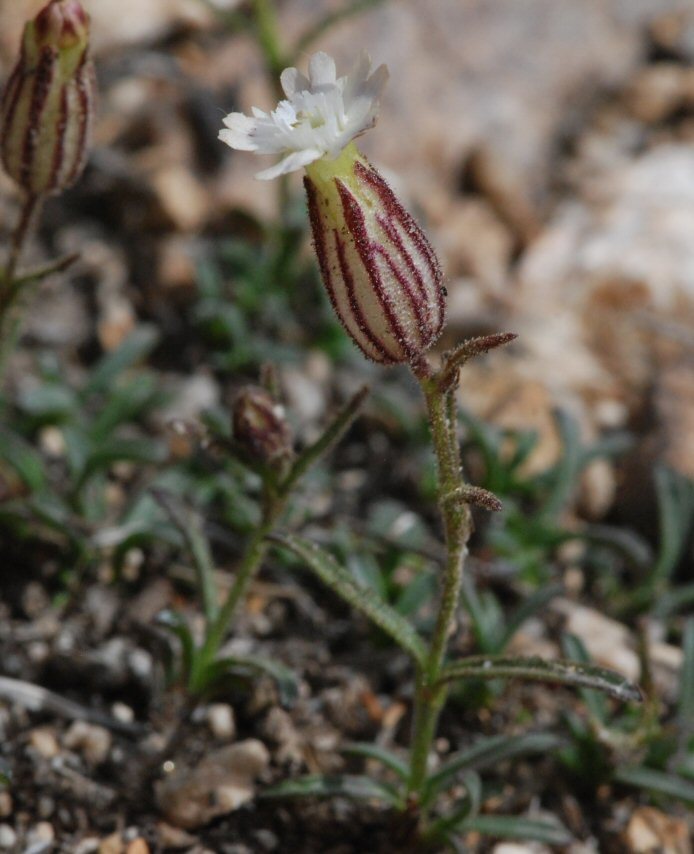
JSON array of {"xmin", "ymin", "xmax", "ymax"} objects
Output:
[{"xmin": 219, "ymin": 51, "xmax": 389, "ymax": 180}]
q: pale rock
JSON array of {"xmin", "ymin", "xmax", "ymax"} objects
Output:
[
  {"xmin": 29, "ymin": 727, "xmax": 60, "ymax": 759},
  {"xmin": 553, "ymin": 599, "xmax": 640, "ymax": 681},
  {"xmin": 74, "ymin": 839, "xmax": 100, "ymax": 854},
  {"xmin": 159, "ymin": 374, "xmax": 220, "ymax": 425},
  {"xmin": 0, "ymin": 825, "xmax": 16, "ymax": 850},
  {"xmin": 64, "ymin": 721, "xmax": 113, "ymax": 765},
  {"xmin": 27, "ymin": 822, "xmax": 55, "ymax": 846},
  {"xmin": 155, "ymin": 822, "xmax": 198, "ymax": 849},
  {"xmin": 0, "ymin": 793, "xmax": 11, "ymax": 819},
  {"xmin": 624, "ymin": 64, "xmax": 694, "ymax": 124},
  {"xmin": 125, "ymin": 839, "xmax": 149, "ymax": 854},
  {"xmin": 206, "ymin": 704, "xmax": 236, "ymax": 741},
  {"xmin": 493, "ymin": 844, "xmax": 552, "ymax": 854},
  {"xmin": 150, "ymin": 165, "xmax": 210, "ymax": 233},
  {"xmin": 625, "ymin": 806, "xmax": 692, "ymax": 854},
  {"xmin": 155, "ymin": 740, "xmax": 270, "ymax": 829},
  {"xmin": 99, "ymin": 833, "xmax": 124, "ymax": 854},
  {"xmin": 261, "ymin": 707, "xmax": 304, "ymax": 766}
]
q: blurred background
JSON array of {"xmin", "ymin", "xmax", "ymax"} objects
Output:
[{"xmin": 1, "ymin": 1, "xmax": 693, "ymax": 849}]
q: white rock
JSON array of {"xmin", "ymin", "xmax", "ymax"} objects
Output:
[
  {"xmin": 155, "ymin": 740, "xmax": 270, "ymax": 830},
  {"xmin": 0, "ymin": 825, "xmax": 16, "ymax": 850},
  {"xmin": 206, "ymin": 704, "xmax": 236, "ymax": 741},
  {"xmin": 64, "ymin": 721, "xmax": 112, "ymax": 765}
]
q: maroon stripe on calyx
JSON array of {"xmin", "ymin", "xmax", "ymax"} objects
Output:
[
  {"xmin": 372, "ymin": 244, "xmax": 429, "ymax": 349},
  {"xmin": 1, "ymin": 64, "xmax": 25, "ymax": 136},
  {"xmin": 355, "ymin": 160, "xmax": 445, "ymax": 333},
  {"xmin": 49, "ymin": 84, "xmax": 68, "ymax": 190},
  {"xmin": 334, "ymin": 231, "xmax": 395, "ymax": 363},
  {"xmin": 21, "ymin": 45, "xmax": 56, "ymax": 190},
  {"xmin": 337, "ymin": 178, "xmax": 416, "ymax": 361},
  {"xmin": 304, "ymin": 177, "xmax": 339, "ymax": 312},
  {"xmin": 374, "ymin": 211, "xmax": 434, "ymax": 342},
  {"xmin": 64, "ymin": 55, "xmax": 92, "ymax": 186},
  {"xmin": 305, "ymin": 175, "xmax": 381, "ymax": 362}
]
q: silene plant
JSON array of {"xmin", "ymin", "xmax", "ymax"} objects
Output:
[{"xmin": 218, "ymin": 52, "xmax": 642, "ymax": 848}]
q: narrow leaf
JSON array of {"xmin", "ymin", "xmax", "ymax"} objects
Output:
[
  {"xmin": 424, "ymin": 733, "xmax": 561, "ymax": 802},
  {"xmin": 461, "ymin": 815, "xmax": 572, "ymax": 845},
  {"xmin": 281, "ymin": 386, "xmax": 369, "ymax": 491},
  {"xmin": 430, "ymin": 770, "xmax": 482, "ymax": 835},
  {"xmin": 615, "ymin": 766, "xmax": 694, "ymax": 804},
  {"xmin": 261, "ymin": 773, "xmax": 401, "ymax": 806},
  {"xmin": 679, "ymin": 618, "xmax": 694, "ymax": 729},
  {"xmin": 206, "ymin": 654, "xmax": 299, "ymax": 708},
  {"xmin": 342, "ymin": 743, "xmax": 409, "ymax": 782},
  {"xmin": 84, "ymin": 326, "xmax": 160, "ymax": 396},
  {"xmin": 270, "ymin": 533, "xmax": 427, "ymax": 665},
  {"xmin": 439, "ymin": 655, "xmax": 642, "ymax": 703}
]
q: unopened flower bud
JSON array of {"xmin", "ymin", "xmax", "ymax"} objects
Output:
[
  {"xmin": 304, "ymin": 143, "xmax": 445, "ymax": 365},
  {"xmin": 232, "ymin": 386, "xmax": 293, "ymax": 464},
  {"xmin": 0, "ymin": 0, "xmax": 96, "ymax": 196}
]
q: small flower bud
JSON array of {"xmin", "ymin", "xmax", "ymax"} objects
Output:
[
  {"xmin": 0, "ymin": 0, "xmax": 96, "ymax": 196},
  {"xmin": 232, "ymin": 386, "xmax": 293, "ymax": 464},
  {"xmin": 304, "ymin": 143, "xmax": 445, "ymax": 365}
]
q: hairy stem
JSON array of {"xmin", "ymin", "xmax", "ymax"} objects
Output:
[
  {"xmin": 407, "ymin": 374, "xmax": 472, "ymax": 809},
  {"xmin": 0, "ymin": 194, "xmax": 44, "ymax": 383}
]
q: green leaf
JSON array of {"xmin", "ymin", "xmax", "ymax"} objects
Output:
[
  {"xmin": 561, "ymin": 633, "xmax": 609, "ymax": 723},
  {"xmin": 156, "ymin": 610, "xmax": 195, "ymax": 683},
  {"xmin": 651, "ymin": 466, "xmax": 694, "ymax": 589},
  {"xmin": 679, "ymin": 618, "xmax": 694, "ymax": 729},
  {"xmin": 342, "ymin": 743, "xmax": 409, "ymax": 782},
  {"xmin": 83, "ymin": 326, "xmax": 160, "ymax": 396},
  {"xmin": 0, "ymin": 429, "xmax": 46, "ymax": 491},
  {"xmin": 208, "ymin": 654, "xmax": 299, "ymax": 708},
  {"xmin": 281, "ymin": 386, "xmax": 369, "ymax": 492},
  {"xmin": 429, "ymin": 770, "xmax": 482, "ymax": 836},
  {"xmin": 261, "ymin": 774, "xmax": 402, "ymax": 807},
  {"xmin": 424, "ymin": 733, "xmax": 561, "ymax": 803},
  {"xmin": 270, "ymin": 533, "xmax": 427, "ymax": 665},
  {"xmin": 460, "ymin": 814, "xmax": 572, "ymax": 845},
  {"xmin": 438, "ymin": 655, "xmax": 642, "ymax": 703},
  {"xmin": 614, "ymin": 766, "xmax": 694, "ymax": 804}
]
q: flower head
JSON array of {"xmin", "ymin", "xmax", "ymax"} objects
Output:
[
  {"xmin": 219, "ymin": 51, "xmax": 388, "ymax": 180},
  {"xmin": 0, "ymin": 0, "xmax": 95, "ymax": 196}
]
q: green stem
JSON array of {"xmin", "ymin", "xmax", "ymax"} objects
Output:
[
  {"xmin": 0, "ymin": 194, "xmax": 44, "ymax": 383},
  {"xmin": 192, "ymin": 502, "xmax": 282, "ymax": 691},
  {"xmin": 407, "ymin": 375, "xmax": 472, "ymax": 810}
]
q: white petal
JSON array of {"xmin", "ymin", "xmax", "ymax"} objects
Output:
[
  {"xmin": 342, "ymin": 50, "xmax": 371, "ymax": 103},
  {"xmin": 255, "ymin": 148, "xmax": 323, "ymax": 180},
  {"xmin": 308, "ymin": 52, "xmax": 337, "ymax": 89},
  {"xmin": 280, "ymin": 67, "xmax": 310, "ymax": 98},
  {"xmin": 219, "ymin": 113, "xmax": 258, "ymax": 151}
]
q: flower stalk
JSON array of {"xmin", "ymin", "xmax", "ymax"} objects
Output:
[
  {"xmin": 0, "ymin": 0, "xmax": 95, "ymax": 383},
  {"xmin": 406, "ymin": 370, "xmax": 473, "ymax": 805}
]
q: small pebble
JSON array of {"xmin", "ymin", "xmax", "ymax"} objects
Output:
[
  {"xmin": 0, "ymin": 792, "xmax": 11, "ymax": 818},
  {"xmin": 27, "ymin": 821, "xmax": 55, "ymax": 847},
  {"xmin": 29, "ymin": 728, "xmax": 60, "ymax": 759},
  {"xmin": 64, "ymin": 721, "xmax": 112, "ymax": 765},
  {"xmin": 125, "ymin": 839, "xmax": 149, "ymax": 854},
  {"xmin": 98, "ymin": 832, "xmax": 124, "ymax": 854},
  {"xmin": 74, "ymin": 838, "xmax": 100, "ymax": 854},
  {"xmin": 0, "ymin": 825, "xmax": 16, "ymax": 850},
  {"xmin": 206, "ymin": 704, "xmax": 236, "ymax": 741},
  {"xmin": 111, "ymin": 703, "xmax": 134, "ymax": 724}
]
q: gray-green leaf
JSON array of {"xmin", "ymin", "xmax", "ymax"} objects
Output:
[
  {"xmin": 439, "ymin": 655, "xmax": 641, "ymax": 703},
  {"xmin": 270, "ymin": 533, "xmax": 427, "ymax": 665}
]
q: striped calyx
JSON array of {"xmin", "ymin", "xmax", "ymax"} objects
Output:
[
  {"xmin": 0, "ymin": 0, "xmax": 95, "ymax": 196},
  {"xmin": 304, "ymin": 143, "xmax": 445, "ymax": 365},
  {"xmin": 232, "ymin": 386, "xmax": 293, "ymax": 465}
]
